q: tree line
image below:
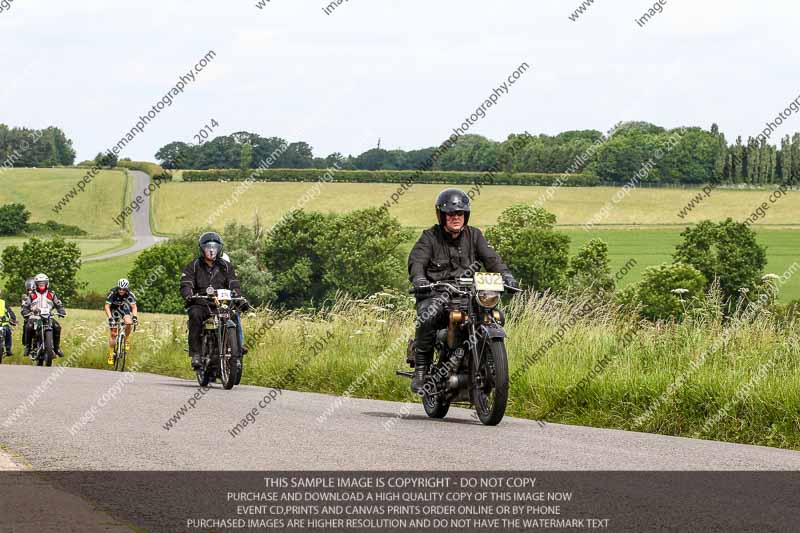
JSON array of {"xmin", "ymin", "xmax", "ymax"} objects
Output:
[
  {"xmin": 0, "ymin": 124, "xmax": 75, "ymax": 167},
  {"xmin": 154, "ymin": 122, "xmax": 800, "ymax": 186}
]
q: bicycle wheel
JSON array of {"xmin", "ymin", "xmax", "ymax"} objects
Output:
[{"xmin": 114, "ymin": 331, "xmax": 126, "ymax": 371}]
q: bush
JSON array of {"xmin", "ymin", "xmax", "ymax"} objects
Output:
[
  {"xmin": 127, "ymin": 235, "xmax": 195, "ymax": 313},
  {"xmin": 0, "ymin": 203, "xmax": 30, "ymax": 235},
  {"xmin": 0, "ymin": 237, "xmax": 84, "ymax": 302},
  {"xmin": 627, "ymin": 262, "xmax": 707, "ymax": 321},
  {"xmin": 567, "ymin": 238, "xmax": 614, "ymax": 294},
  {"xmin": 69, "ymin": 291, "xmax": 108, "ymax": 310},
  {"xmin": 181, "ymin": 168, "xmax": 599, "ymax": 186},
  {"xmin": 25, "ymin": 220, "xmax": 87, "ymax": 236},
  {"xmin": 485, "ymin": 205, "xmax": 570, "ymax": 292},
  {"xmin": 118, "ymin": 160, "xmax": 172, "ymax": 181},
  {"xmin": 261, "ymin": 208, "xmax": 410, "ymax": 308},
  {"xmin": 674, "ymin": 218, "xmax": 766, "ymax": 304}
]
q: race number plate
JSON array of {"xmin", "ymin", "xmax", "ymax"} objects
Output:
[
  {"xmin": 216, "ymin": 289, "xmax": 232, "ymax": 300},
  {"xmin": 474, "ymin": 272, "xmax": 504, "ymax": 291}
]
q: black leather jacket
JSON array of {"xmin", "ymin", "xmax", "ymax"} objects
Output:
[
  {"xmin": 180, "ymin": 257, "xmax": 241, "ymax": 303},
  {"xmin": 408, "ymin": 224, "xmax": 511, "ymax": 285}
]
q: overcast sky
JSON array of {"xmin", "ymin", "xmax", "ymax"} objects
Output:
[{"xmin": 1, "ymin": 0, "xmax": 798, "ymax": 163}]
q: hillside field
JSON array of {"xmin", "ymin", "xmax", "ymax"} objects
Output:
[
  {"xmin": 0, "ymin": 168, "xmax": 130, "ymax": 237},
  {"xmin": 151, "ymin": 182, "xmax": 800, "ymax": 232}
]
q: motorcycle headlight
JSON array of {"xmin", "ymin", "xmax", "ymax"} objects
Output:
[{"xmin": 477, "ymin": 290, "xmax": 500, "ymax": 308}]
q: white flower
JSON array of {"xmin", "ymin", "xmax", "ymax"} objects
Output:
[{"xmin": 671, "ymin": 288, "xmax": 689, "ymax": 295}]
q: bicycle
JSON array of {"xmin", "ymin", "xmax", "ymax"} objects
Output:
[{"xmin": 111, "ymin": 317, "xmax": 136, "ymax": 371}]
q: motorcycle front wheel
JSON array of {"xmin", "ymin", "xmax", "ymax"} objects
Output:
[
  {"xmin": 44, "ymin": 330, "xmax": 55, "ymax": 367},
  {"xmin": 220, "ymin": 327, "xmax": 240, "ymax": 390},
  {"xmin": 472, "ymin": 339, "xmax": 509, "ymax": 426}
]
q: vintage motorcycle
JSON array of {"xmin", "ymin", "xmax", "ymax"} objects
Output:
[
  {"xmin": 400, "ymin": 272, "xmax": 520, "ymax": 426},
  {"xmin": 190, "ymin": 287, "xmax": 247, "ymax": 390},
  {"xmin": 29, "ymin": 308, "xmax": 60, "ymax": 367}
]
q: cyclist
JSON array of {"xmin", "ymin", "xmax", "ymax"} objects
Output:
[
  {"xmin": 104, "ymin": 278, "xmax": 139, "ymax": 365},
  {"xmin": 22, "ymin": 274, "xmax": 66, "ymax": 357},
  {"xmin": 0, "ymin": 293, "xmax": 18, "ymax": 356}
]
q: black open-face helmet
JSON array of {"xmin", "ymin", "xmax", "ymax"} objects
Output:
[
  {"xmin": 25, "ymin": 278, "xmax": 35, "ymax": 292},
  {"xmin": 435, "ymin": 188, "xmax": 471, "ymax": 226},
  {"xmin": 198, "ymin": 232, "xmax": 224, "ymax": 260}
]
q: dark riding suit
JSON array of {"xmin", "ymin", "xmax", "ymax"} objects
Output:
[
  {"xmin": 179, "ymin": 256, "xmax": 241, "ymax": 356},
  {"xmin": 408, "ymin": 224, "xmax": 512, "ymax": 359}
]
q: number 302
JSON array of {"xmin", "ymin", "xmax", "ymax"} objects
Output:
[{"xmin": 194, "ymin": 119, "xmax": 220, "ymax": 144}]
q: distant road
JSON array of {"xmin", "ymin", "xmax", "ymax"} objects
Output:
[
  {"xmin": 85, "ymin": 170, "xmax": 166, "ymax": 262},
  {"xmin": 1, "ymin": 366, "xmax": 798, "ymax": 471}
]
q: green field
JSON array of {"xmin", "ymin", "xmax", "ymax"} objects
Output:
[
  {"xmin": 152, "ymin": 182, "xmax": 800, "ymax": 232},
  {"xmin": 0, "ymin": 168, "xmax": 130, "ymax": 237},
  {"xmin": 0, "ymin": 237, "xmax": 131, "ymax": 259},
  {"xmin": 78, "ymin": 251, "xmax": 141, "ymax": 294}
]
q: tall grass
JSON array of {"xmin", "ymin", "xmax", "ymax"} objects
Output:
[{"xmin": 10, "ymin": 292, "xmax": 799, "ymax": 449}]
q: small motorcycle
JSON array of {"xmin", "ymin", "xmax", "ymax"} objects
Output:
[
  {"xmin": 29, "ymin": 309, "xmax": 59, "ymax": 367},
  {"xmin": 400, "ymin": 272, "xmax": 520, "ymax": 426},
  {"xmin": 190, "ymin": 287, "xmax": 247, "ymax": 390}
]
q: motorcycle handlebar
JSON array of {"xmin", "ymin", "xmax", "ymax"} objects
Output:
[{"xmin": 409, "ymin": 282, "xmax": 523, "ymax": 295}]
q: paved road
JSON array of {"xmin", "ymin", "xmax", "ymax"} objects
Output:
[
  {"xmin": 85, "ymin": 170, "xmax": 166, "ymax": 262},
  {"xmin": 1, "ymin": 366, "xmax": 798, "ymax": 471}
]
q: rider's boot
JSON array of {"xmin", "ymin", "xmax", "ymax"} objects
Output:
[
  {"xmin": 241, "ymin": 346, "xmax": 249, "ymax": 356},
  {"xmin": 411, "ymin": 349, "xmax": 430, "ymax": 394},
  {"xmin": 191, "ymin": 352, "xmax": 202, "ymax": 369},
  {"xmin": 107, "ymin": 346, "xmax": 115, "ymax": 365}
]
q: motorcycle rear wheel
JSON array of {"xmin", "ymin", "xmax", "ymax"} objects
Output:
[
  {"xmin": 472, "ymin": 339, "xmax": 509, "ymax": 426},
  {"xmin": 422, "ymin": 364, "xmax": 450, "ymax": 419},
  {"xmin": 196, "ymin": 336, "xmax": 212, "ymax": 386}
]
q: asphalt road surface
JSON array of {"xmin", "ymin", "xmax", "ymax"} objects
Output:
[
  {"xmin": 85, "ymin": 170, "xmax": 165, "ymax": 262},
  {"xmin": 1, "ymin": 365, "xmax": 798, "ymax": 471}
]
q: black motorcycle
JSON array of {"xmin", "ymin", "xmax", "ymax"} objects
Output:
[
  {"xmin": 0, "ymin": 319, "xmax": 14, "ymax": 363},
  {"xmin": 29, "ymin": 308, "xmax": 60, "ymax": 367},
  {"xmin": 190, "ymin": 287, "xmax": 247, "ymax": 390},
  {"xmin": 400, "ymin": 273, "xmax": 520, "ymax": 426}
]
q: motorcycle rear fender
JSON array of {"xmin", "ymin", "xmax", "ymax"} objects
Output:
[{"xmin": 480, "ymin": 323, "xmax": 507, "ymax": 339}]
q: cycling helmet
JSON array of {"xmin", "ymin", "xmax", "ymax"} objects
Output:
[
  {"xmin": 117, "ymin": 278, "xmax": 129, "ymax": 290},
  {"xmin": 434, "ymin": 188, "xmax": 471, "ymax": 226}
]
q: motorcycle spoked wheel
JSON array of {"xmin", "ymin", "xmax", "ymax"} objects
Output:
[
  {"xmin": 220, "ymin": 328, "xmax": 240, "ymax": 390},
  {"xmin": 471, "ymin": 338, "xmax": 509, "ymax": 426}
]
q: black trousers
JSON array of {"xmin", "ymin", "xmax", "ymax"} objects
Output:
[
  {"xmin": 413, "ymin": 293, "xmax": 450, "ymax": 357},
  {"xmin": 24, "ymin": 319, "xmax": 61, "ymax": 350},
  {"xmin": 187, "ymin": 305, "xmax": 211, "ymax": 355}
]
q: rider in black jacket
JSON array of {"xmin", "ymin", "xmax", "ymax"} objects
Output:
[
  {"xmin": 407, "ymin": 189, "xmax": 517, "ymax": 393},
  {"xmin": 180, "ymin": 232, "xmax": 242, "ymax": 369}
]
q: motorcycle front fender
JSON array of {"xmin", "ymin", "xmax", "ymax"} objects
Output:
[{"xmin": 480, "ymin": 323, "xmax": 507, "ymax": 340}]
